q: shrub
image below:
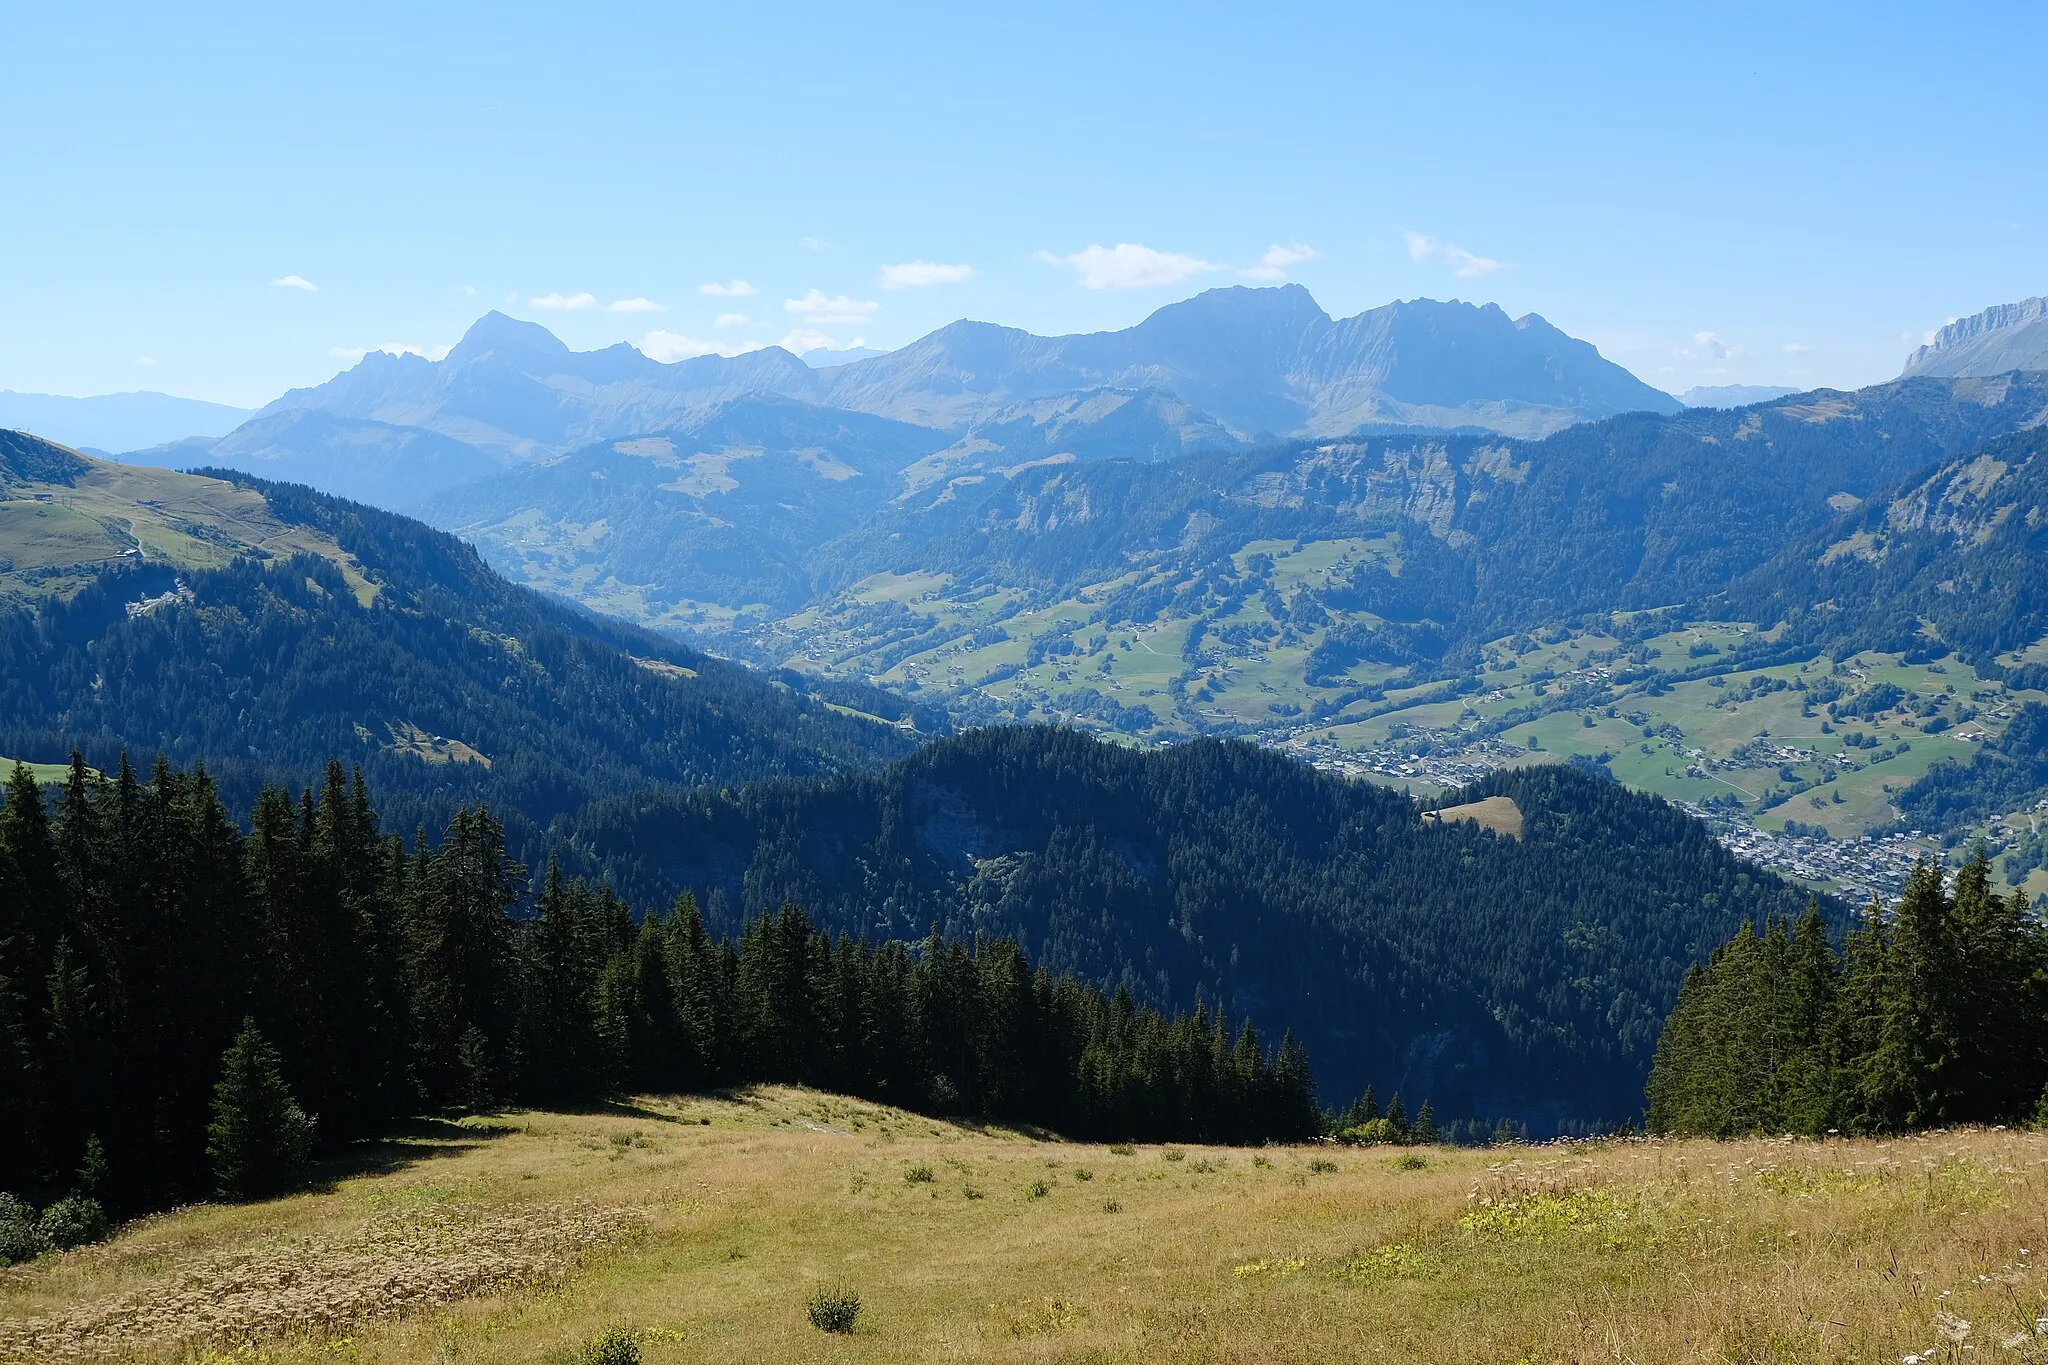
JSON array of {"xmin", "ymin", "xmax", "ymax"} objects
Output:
[
  {"xmin": 1392, "ymin": 1153, "xmax": 1429, "ymax": 1172},
  {"xmin": 903, "ymin": 1164, "xmax": 934, "ymax": 1184},
  {"xmin": 1109, "ymin": 1143, "xmax": 1135, "ymax": 1156},
  {"xmin": 1073, "ymin": 1168, "xmax": 1094, "ymax": 1181},
  {"xmin": 1161, "ymin": 1148, "xmax": 1186, "ymax": 1162},
  {"xmin": 582, "ymin": 1326, "xmax": 640, "ymax": 1365},
  {"xmin": 1308, "ymin": 1158, "xmax": 1338, "ymax": 1174},
  {"xmin": 1027, "ymin": 1179, "xmax": 1051, "ymax": 1198},
  {"xmin": 0, "ymin": 1195, "xmax": 44, "ymax": 1263},
  {"xmin": 807, "ymin": 1286, "xmax": 862, "ymax": 1333},
  {"xmin": 1102, "ymin": 1198, "xmax": 1123, "ymax": 1213},
  {"xmin": 37, "ymin": 1195, "xmax": 108, "ymax": 1251}
]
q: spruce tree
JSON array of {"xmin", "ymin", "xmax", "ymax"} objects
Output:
[{"xmin": 206, "ymin": 1018, "xmax": 313, "ymax": 1200}]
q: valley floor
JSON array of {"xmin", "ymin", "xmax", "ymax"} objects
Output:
[{"xmin": 6, "ymin": 1089, "xmax": 2048, "ymax": 1363}]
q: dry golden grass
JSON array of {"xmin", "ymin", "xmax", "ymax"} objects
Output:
[{"xmin": 8, "ymin": 1088, "xmax": 2048, "ymax": 1363}]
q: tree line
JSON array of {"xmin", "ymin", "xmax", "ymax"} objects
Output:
[
  {"xmin": 0, "ymin": 755, "xmax": 1320, "ymax": 1233},
  {"xmin": 1646, "ymin": 854, "xmax": 2046, "ymax": 1136}
]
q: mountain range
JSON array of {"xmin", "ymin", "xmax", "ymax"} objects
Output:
[
  {"xmin": 0, "ymin": 389, "xmax": 251, "ymax": 453},
  {"xmin": 112, "ymin": 287, "xmax": 1681, "ymax": 511}
]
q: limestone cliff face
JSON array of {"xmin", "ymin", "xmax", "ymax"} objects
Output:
[{"xmin": 1904, "ymin": 296, "xmax": 2048, "ymax": 378}]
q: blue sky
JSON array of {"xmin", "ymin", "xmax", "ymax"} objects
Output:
[{"xmin": 3, "ymin": 1, "xmax": 2043, "ymax": 407}]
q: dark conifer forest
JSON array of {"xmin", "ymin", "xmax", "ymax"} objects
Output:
[
  {"xmin": 1646, "ymin": 854, "xmax": 2047, "ymax": 1136},
  {"xmin": 0, "ymin": 756, "xmax": 1319, "ymax": 1225}
]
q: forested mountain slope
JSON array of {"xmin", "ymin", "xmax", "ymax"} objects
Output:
[
  {"xmin": 556, "ymin": 726, "xmax": 1818, "ymax": 1129},
  {"xmin": 0, "ymin": 432, "xmax": 920, "ymax": 854},
  {"xmin": 1728, "ymin": 424, "xmax": 2048, "ymax": 670}
]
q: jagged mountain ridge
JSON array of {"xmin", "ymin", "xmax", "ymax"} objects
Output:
[
  {"xmin": 178, "ymin": 286, "xmax": 1675, "ymax": 514},
  {"xmin": 1904, "ymin": 295, "xmax": 2048, "ymax": 378}
]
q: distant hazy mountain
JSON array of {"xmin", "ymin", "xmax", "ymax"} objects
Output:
[
  {"xmin": 126, "ymin": 408, "xmax": 510, "ymax": 506},
  {"xmin": 1903, "ymin": 296, "xmax": 2048, "ymax": 377},
  {"xmin": 0, "ymin": 389, "xmax": 251, "ymax": 453},
  {"xmin": 259, "ymin": 287, "xmax": 1674, "ymax": 460},
  {"xmin": 802, "ymin": 346, "xmax": 891, "ymax": 368},
  {"xmin": 810, "ymin": 286, "xmax": 1679, "ymax": 438},
  {"xmin": 1679, "ymin": 384, "xmax": 1800, "ymax": 408}
]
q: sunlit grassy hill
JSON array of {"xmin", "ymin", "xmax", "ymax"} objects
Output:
[{"xmin": 8, "ymin": 1087, "xmax": 2048, "ymax": 1363}]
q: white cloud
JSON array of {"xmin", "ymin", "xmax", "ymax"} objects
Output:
[
  {"xmin": 1690, "ymin": 330, "xmax": 1747, "ymax": 362},
  {"xmin": 699, "ymin": 279, "xmax": 757, "ymax": 298},
  {"xmin": 1042, "ymin": 243, "xmax": 1223, "ymax": 290},
  {"xmin": 798, "ymin": 237, "xmax": 828, "ymax": 251},
  {"xmin": 639, "ymin": 331, "xmax": 768, "ymax": 362},
  {"xmin": 136, "ymin": 356, "xmax": 155, "ymax": 366},
  {"xmin": 879, "ymin": 261, "xmax": 976, "ymax": 289},
  {"xmin": 270, "ymin": 274, "xmax": 318, "ymax": 292},
  {"xmin": 785, "ymin": 289, "xmax": 880, "ymax": 323},
  {"xmin": 1782, "ymin": 342, "xmax": 1812, "ymax": 355},
  {"xmin": 527, "ymin": 291, "xmax": 663, "ymax": 313},
  {"xmin": 1240, "ymin": 242, "xmax": 1320, "ymax": 280},
  {"xmin": 1403, "ymin": 231, "xmax": 1503, "ymax": 278},
  {"xmin": 328, "ymin": 342, "xmax": 452, "ymax": 363},
  {"xmin": 780, "ymin": 329, "xmax": 870, "ymax": 355},
  {"xmin": 455, "ymin": 284, "xmax": 477, "ymax": 297},
  {"xmin": 714, "ymin": 313, "xmax": 750, "ymax": 328}
]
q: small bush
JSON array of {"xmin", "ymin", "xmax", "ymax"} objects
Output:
[
  {"xmin": 1102, "ymin": 1198, "xmax": 1122, "ymax": 1213},
  {"xmin": 963, "ymin": 1185, "xmax": 984, "ymax": 1200},
  {"xmin": 37, "ymin": 1195, "xmax": 108, "ymax": 1251},
  {"xmin": 904, "ymin": 1164, "xmax": 934, "ymax": 1184},
  {"xmin": 807, "ymin": 1286, "xmax": 862, "ymax": 1334},
  {"xmin": 0, "ymin": 1195, "xmax": 44, "ymax": 1263},
  {"xmin": 1073, "ymin": 1168, "xmax": 1094, "ymax": 1181},
  {"xmin": 1161, "ymin": 1148, "xmax": 1185, "ymax": 1162},
  {"xmin": 1027, "ymin": 1179, "xmax": 1051, "ymax": 1198},
  {"xmin": 582, "ymin": 1326, "xmax": 640, "ymax": 1365},
  {"xmin": 1308, "ymin": 1158, "xmax": 1338, "ymax": 1174},
  {"xmin": 1109, "ymin": 1143, "xmax": 1135, "ymax": 1156},
  {"xmin": 1392, "ymin": 1153, "xmax": 1429, "ymax": 1172},
  {"xmin": 1253, "ymin": 1155, "xmax": 1274, "ymax": 1169}
]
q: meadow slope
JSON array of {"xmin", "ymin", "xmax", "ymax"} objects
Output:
[{"xmin": 7, "ymin": 1088, "xmax": 2048, "ymax": 1363}]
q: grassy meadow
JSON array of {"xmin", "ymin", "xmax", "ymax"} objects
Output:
[{"xmin": 9, "ymin": 1086, "xmax": 2048, "ymax": 1363}]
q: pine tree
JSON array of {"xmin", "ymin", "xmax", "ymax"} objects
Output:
[{"xmin": 206, "ymin": 1019, "xmax": 313, "ymax": 1200}]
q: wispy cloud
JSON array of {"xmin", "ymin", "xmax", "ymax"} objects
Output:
[
  {"xmin": 328, "ymin": 342, "xmax": 452, "ymax": 363},
  {"xmin": 529, "ymin": 292, "xmax": 665, "ymax": 313},
  {"xmin": 798, "ymin": 237, "xmax": 828, "ymax": 251},
  {"xmin": 1240, "ymin": 243, "xmax": 1319, "ymax": 281},
  {"xmin": 136, "ymin": 356, "xmax": 155, "ymax": 366},
  {"xmin": 1039, "ymin": 243, "xmax": 1223, "ymax": 290},
  {"xmin": 780, "ymin": 329, "xmax": 870, "ymax": 355},
  {"xmin": 270, "ymin": 274, "xmax": 318, "ymax": 292},
  {"xmin": 1782, "ymin": 342, "xmax": 1812, "ymax": 355},
  {"xmin": 640, "ymin": 331, "xmax": 768, "ymax": 362},
  {"xmin": 714, "ymin": 313, "xmax": 750, "ymax": 328},
  {"xmin": 699, "ymin": 279, "xmax": 757, "ymax": 298},
  {"xmin": 1687, "ymin": 330, "xmax": 1746, "ymax": 362},
  {"xmin": 879, "ymin": 261, "xmax": 976, "ymax": 289},
  {"xmin": 785, "ymin": 289, "xmax": 879, "ymax": 324},
  {"xmin": 1403, "ymin": 231, "xmax": 1502, "ymax": 279}
]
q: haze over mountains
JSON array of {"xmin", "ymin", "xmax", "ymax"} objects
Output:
[
  {"xmin": 0, "ymin": 390, "xmax": 251, "ymax": 453},
  {"xmin": 110, "ymin": 287, "xmax": 1680, "ymax": 506}
]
